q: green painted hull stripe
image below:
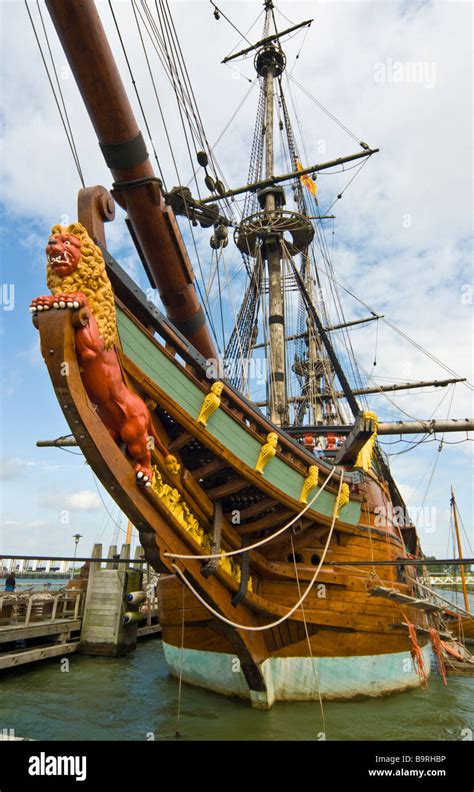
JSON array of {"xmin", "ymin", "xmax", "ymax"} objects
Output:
[{"xmin": 116, "ymin": 308, "xmax": 361, "ymax": 525}]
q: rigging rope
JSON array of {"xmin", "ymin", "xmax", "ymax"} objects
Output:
[
  {"xmin": 164, "ymin": 466, "xmax": 336, "ymax": 561},
  {"xmin": 108, "ymin": 0, "xmax": 166, "ymax": 185},
  {"xmin": 286, "ymin": 71, "xmax": 364, "ymax": 146},
  {"xmin": 418, "ymin": 385, "xmax": 455, "ymax": 506},
  {"xmin": 315, "ymin": 264, "xmax": 473, "ymax": 390},
  {"xmin": 25, "ymin": 0, "xmax": 85, "ymax": 187},
  {"xmin": 170, "ymin": 469, "xmax": 344, "ymax": 632}
]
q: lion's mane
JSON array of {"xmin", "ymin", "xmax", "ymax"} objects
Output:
[{"xmin": 46, "ymin": 222, "xmax": 117, "ymax": 349}]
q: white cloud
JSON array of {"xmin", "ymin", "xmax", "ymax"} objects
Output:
[
  {"xmin": 0, "ymin": 457, "xmax": 34, "ymax": 480},
  {"xmin": 0, "ymin": 519, "xmax": 48, "ymax": 529},
  {"xmin": 66, "ymin": 490, "xmax": 102, "ymax": 510},
  {"xmin": 0, "ymin": 456, "xmax": 79, "ymax": 480},
  {"xmin": 40, "ymin": 489, "xmax": 102, "ymax": 511}
]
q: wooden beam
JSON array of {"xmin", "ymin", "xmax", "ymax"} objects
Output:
[
  {"xmin": 169, "ymin": 431, "xmax": 194, "ymax": 451},
  {"xmin": 201, "ymin": 500, "xmax": 223, "ymax": 579},
  {"xmin": 191, "ymin": 458, "xmax": 227, "ymax": 480},
  {"xmin": 378, "ymin": 418, "xmax": 474, "ymax": 435},
  {"xmin": 228, "ymin": 497, "xmax": 278, "ymax": 521},
  {"xmin": 252, "ymin": 315, "xmax": 384, "ymax": 349},
  {"xmin": 237, "ymin": 507, "xmax": 293, "ymax": 535},
  {"xmin": 205, "ymin": 477, "xmax": 249, "ymax": 500},
  {"xmin": 222, "ymin": 19, "xmax": 313, "ymax": 63},
  {"xmin": 368, "ymin": 585, "xmax": 442, "ymax": 612},
  {"xmin": 0, "ymin": 642, "xmax": 78, "ymax": 671},
  {"xmin": 255, "ymin": 377, "xmax": 466, "ymax": 406},
  {"xmin": 334, "ymin": 414, "xmax": 376, "ymax": 465},
  {"xmin": 200, "ymin": 148, "xmax": 379, "ymax": 204}
]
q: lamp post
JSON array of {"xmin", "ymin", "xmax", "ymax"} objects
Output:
[{"xmin": 71, "ymin": 533, "xmax": 82, "ymax": 580}]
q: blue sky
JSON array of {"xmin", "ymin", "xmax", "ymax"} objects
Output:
[{"xmin": 0, "ymin": 0, "xmax": 472, "ymax": 561}]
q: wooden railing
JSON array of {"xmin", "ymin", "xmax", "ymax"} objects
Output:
[{"xmin": 0, "ymin": 590, "xmax": 83, "ymax": 627}]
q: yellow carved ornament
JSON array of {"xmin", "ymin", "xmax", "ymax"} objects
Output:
[
  {"xmin": 164, "ymin": 454, "xmax": 181, "ymax": 475},
  {"xmin": 150, "ymin": 466, "xmax": 251, "ymax": 589},
  {"xmin": 196, "ymin": 381, "xmax": 224, "ymax": 426},
  {"xmin": 333, "ymin": 482, "xmax": 350, "ymax": 518},
  {"xmin": 300, "ymin": 465, "xmax": 319, "ymax": 504},
  {"xmin": 255, "ymin": 432, "xmax": 278, "ymax": 475},
  {"xmin": 354, "ymin": 410, "xmax": 378, "ymax": 472}
]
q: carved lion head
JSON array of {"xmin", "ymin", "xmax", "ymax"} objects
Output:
[{"xmin": 46, "ymin": 222, "xmax": 117, "ymax": 349}]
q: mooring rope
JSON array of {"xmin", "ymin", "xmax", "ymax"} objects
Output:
[
  {"xmin": 163, "ymin": 466, "xmax": 337, "ymax": 561},
  {"xmin": 170, "ymin": 470, "xmax": 344, "ymax": 632}
]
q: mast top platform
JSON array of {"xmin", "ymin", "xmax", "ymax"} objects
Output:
[{"xmin": 255, "ymin": 45, "xmax": 286, "ymax": 77}]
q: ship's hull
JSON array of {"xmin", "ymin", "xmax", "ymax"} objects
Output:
[
  {"xmin": 34, "ymin": 249, "xmax": 432, "ymax": 707},
  {"xmin": 460, "ymin": 617, "xmax": 474, "ymax": 644},
  {"xmin": 157, "ymin": 568, "xmax": 431, "ymax": 706},
  {"xmin": 162, "ymin": 640, "xmax": 431, "ymax": 705},
  {"xmin": 450, "ymin": 614, "xmax": 474, "ymax": 645}
]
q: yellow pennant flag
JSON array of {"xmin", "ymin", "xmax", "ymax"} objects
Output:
[{"xmin": 296, "ymin": 160, "xmax": 318, "ymax": 203}]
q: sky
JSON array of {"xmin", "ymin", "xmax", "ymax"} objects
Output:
[{"xmin": 0, "ymin": 0, "xmax": 472, "ymax": 562}]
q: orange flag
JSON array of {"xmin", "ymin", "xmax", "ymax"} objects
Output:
[{"xmin": 296, "ymin": 160, "xmax": 318, "ymax": 204}]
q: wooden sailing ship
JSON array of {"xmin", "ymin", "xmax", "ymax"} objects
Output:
[{"xmin": 29, "ymin": 0, "xmax": 473, "ymax": 707}]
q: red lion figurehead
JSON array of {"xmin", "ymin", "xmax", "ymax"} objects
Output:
[{"xmin": 46, "ymin": 233, "xmax": 82, "ymax": 277}]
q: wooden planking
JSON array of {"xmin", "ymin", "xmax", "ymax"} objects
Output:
[
  {"xmin": 116, "ymin": 308, "xmax": 361, "ymax": 525},
  {"xmin": 0, "ymin": 619, "xmax": 81, "ymax": 644},
  {"xmin": 0, "ymin": 642, "xmax": 78, "ymax": 670}
]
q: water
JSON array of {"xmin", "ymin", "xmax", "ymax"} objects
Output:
[
  {"xmin": 0, "ymin": 586, "xmax": 472, "ymax": 741},
  {"xmin": 0, "ymin": 642, "xmax": 472, "ymax": 741}
]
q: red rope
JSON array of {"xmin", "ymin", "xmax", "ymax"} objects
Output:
[
  {"xmin": 440, "ymin": 640, "xmax": 465, "ymax": 661},
  {"xmin": 429, "ymin": 627, "xmax": 447, "ymax": 686},
  {"xmin": 401, "ymin": 611, "xmax": 429, "ymax": 687}
]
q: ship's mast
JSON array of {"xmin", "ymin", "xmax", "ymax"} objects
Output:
[
  {"xmin": 450, "ymin": 487, "xmax": 470, "ymax": 613},
  {"xmin": 260, "ymin": 1, "xmax": 287, "ymax": 425},
  {"xmin": 237, "ymin": 1, "xmax": 359, "ymax": 427}
]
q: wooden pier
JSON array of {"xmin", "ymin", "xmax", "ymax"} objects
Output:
[{"xmin": 0, "ymin": 545, "xmax": 161, "ymax": 670}]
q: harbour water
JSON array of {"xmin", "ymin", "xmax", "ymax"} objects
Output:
[{"xmin": 0, "ymin": 586, "xmax": 472, "ymax": 741}]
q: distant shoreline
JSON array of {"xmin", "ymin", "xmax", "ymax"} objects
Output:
[{"xmin": 0, "ymin": 573, "xmax": 71, "ymax": 579}]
